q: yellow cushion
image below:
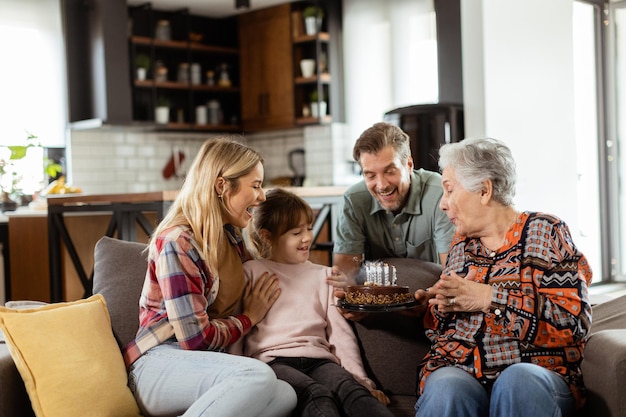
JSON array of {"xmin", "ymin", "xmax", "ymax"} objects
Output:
[{"xmin": 0, "ymin": 294, "xmax": 142, "ymax": 417}]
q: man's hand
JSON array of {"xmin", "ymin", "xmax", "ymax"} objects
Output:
[{"xmin": 332, "ymin": 287, "xmax": 367, "ymax": 321}]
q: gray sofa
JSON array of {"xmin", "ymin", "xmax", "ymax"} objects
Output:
[{"xmin": 0, "ymin": 236, "xmax": 625, "ymax": 417}]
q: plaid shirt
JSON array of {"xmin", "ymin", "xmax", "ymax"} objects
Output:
[
  {"xmin": 419, "ymin": 212, "xmax": 593, "ymax": 409},
  {"xmin": 123, "ymin": 225, "xmax": 252, "ymax": 368}
]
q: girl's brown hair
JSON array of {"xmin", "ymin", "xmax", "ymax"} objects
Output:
[{"xmin": 247, "ymin": 188, "xmax": 314, "ymax": 259}]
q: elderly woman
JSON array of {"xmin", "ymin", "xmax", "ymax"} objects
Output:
[{"xmin": 414, "ymin": 137, "xmax": 592, "ymax": 417}]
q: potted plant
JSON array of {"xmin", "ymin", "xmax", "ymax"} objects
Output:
[
  {"xmin": 302, "ymin": 6, "xmax": 324, "ymax": 36},
  {"xmin": 135, "ymin": 54, "xmax": 151, "ymax": 81},
  {"xmin": 309, "ymin": 89, "xmax": 327, "ymax": 118},
  {"xmin": 155, "ymin": 96, "xmax": 171, "ymax": 124}
]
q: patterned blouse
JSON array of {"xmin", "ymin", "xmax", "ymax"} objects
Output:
[
  {"xmin": 419, "ymin": 211, "xmax": 593, "ymax": 409},
  {"xmin": 123, "ymin": 224, "xmax": 252, "ymax": 368}
]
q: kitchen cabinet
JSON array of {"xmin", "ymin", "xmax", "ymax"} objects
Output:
[
  {"xmin": 238, "ymin": 4, "xmax": 295, "ymax": 131},
  {"xmin": 127, "ymin": 5, "xmax": 241, "ymax": 131},
  {"xmin": 8, "ymin": 213, "xmax": 118, "ymax": 302}
]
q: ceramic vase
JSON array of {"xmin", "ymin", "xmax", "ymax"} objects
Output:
[
  {"xmin": 311, "ymin": 101, "xmax": 327, "ymax": 118},
  {"xmin": 155, "ymin": 107, "xmax": 170, "ymax": 124},
  {"xmin": 304, "ymin": 16, "xmax": 321, "ymax": 35}
]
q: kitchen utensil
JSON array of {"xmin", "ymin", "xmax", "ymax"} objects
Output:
[{"xmin": 288, "ymin": 148, "xmax": 305, "ymax": 186}]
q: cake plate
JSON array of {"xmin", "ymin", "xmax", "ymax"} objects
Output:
[{"xmin": 337, "ymin": 298, "xmax": 418, "ymax": 313}]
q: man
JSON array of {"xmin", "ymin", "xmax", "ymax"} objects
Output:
[{"xmin": 333, "ymin": 122, "xmax": 455, "ymax": 282}]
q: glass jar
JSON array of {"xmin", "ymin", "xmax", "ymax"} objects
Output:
[
  {"xmin": 207, "ymin": 100, "xmax": 220, "ymax": 125},
  {"xmin": 190, "ymin": 63, "xmax": 201, "ymax": 85},
  {"xmin": 177, "ymin": 63, "xmax": 189, "ymax": 83},
  {"xmin": 155, "ymin": 64, "xmax": 168, "ymax": 83},
  {"xmin": 155, "ymin": 20, "xmax": 171, "ymax": 41},
  {"xmin": 217, "ymin": 63, "xmax": 231, "ymax": 87}
]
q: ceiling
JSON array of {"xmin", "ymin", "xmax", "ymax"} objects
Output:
[{"xmin": 126, "ymin": 0, "xmax": 291, "ymax": 18}]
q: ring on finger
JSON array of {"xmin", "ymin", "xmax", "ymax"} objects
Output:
[{"xmin": 449, "ymin": 297, "xmax": 456, "ymax": 306}]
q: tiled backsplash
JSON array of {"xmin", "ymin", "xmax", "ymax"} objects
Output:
[{"xmin": 68, "ymin": 123, "xmax": 360, "ymax": 194}]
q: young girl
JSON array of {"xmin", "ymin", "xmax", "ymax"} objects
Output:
[{"xmin": 244, "ymin": 188, "xmax": 394, "ymax": 417}]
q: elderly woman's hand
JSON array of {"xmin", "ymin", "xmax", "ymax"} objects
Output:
[{"xmin": 428, "ymin": 269, "xmax": 492, "ymax": 313}]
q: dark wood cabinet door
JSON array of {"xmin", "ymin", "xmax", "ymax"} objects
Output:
[{"xmin": 239, "ymin": 4, "xmax": 294, "ymax": 131}]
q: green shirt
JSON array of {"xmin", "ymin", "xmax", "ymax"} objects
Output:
[{"xmin": 334, "ymin": 169, "xmax": 454, "ymax": 263}]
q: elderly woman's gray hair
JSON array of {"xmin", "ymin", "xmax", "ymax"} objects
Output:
[{"xmin": 438, "ymin": 137, "xmax": 516, "ymax": 206}]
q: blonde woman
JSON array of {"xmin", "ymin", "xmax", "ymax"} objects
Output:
[{"xmin": 123, "ymin": 137, "xmax": 296, "ymax": 417}]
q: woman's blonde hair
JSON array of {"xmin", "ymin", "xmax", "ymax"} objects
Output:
[
  {"xmin": 247, "ymin": 188, "xmax": 313, "ymax": 259},
  {"xmin": 150, "ymin": 137, "xmax": 263, "ymax": 273}
]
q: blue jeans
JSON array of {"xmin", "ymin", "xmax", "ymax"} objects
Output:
[
  {"xmin": 128, "ymin": 342, "xmax": 297, "ymax": 417},
  {"xmin": 415, "ymin": 363, "xmax": 576, "ymax": 417}
]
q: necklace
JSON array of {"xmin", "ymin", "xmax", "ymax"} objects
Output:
[
  {"xmin": 481, "ymin": 210, "xmax": 519, "ymax": 257},
  {"xmin": 481, "ymin": 240, "xmax": 501, "ymax": 257}
]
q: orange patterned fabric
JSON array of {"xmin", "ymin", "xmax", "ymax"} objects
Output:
[{"xmin": 419, "ymin": 212, "xmax": 593, "ymax": 409}]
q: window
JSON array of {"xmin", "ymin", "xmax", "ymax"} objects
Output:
[
  {"xmin": 606, "ymin": 0, "xmax": 626, "ymax": 281},
  {"xmin": 573, "ymin": 1, "xmax": 603, "ymax": 282},
  {"xmin": 0, "ymin": 0, "xmax": 67, "ymax": 195}
]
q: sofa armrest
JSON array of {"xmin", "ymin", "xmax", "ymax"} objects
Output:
[
  {"xmin": 581, "ymin": 329, "xmax": 626, "ymax": 417},
  {"xmin": 0, "ymin": 343, "xmax": 35, "ymax": 417}
]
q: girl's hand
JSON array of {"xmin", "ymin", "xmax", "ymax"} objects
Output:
[
  {"xmin": 242, "ymin": 272, "xmax": 280, "ymax": 326},
  {"xmin": 326, "ymin": 266, "xmax": 355, "ymax": 288},
  {"xmin": 370, "ymin": 389, "xmax": 391, "ymax": 406}
]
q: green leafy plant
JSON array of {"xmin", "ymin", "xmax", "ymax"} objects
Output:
[
  {"xmin": 156, "ymin": 96, "xmax": 171, "ymax": 107},
  {"xmin": 302, "ymin": 6, "xmax": 324, "ymax": 19},
  {"xmin": 135, "ymin": 53, "xmax": 151, "ymax": 70},
  {"xmin": 0, "ymin": 131, "xmax": 38, "ymax": 177},
  {"xmin": 0, "ymin": 131, "xmax": 61, "ymax": 199},
  {"xmin": 309, "ymin": 88, "xmax": 327, "ymax": 102},
  {"xmin": 45, "ymin": 158, "xmax": 63, "ymax": 179}
]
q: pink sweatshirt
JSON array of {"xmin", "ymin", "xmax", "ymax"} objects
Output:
[{"xmin": 242, "ymin": 259, "xmax": 376, "ymax": 390}]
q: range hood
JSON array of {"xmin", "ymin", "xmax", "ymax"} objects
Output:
[{"xmin": 62, "ymin": 0, "xmax": 134, "ymax": 128}]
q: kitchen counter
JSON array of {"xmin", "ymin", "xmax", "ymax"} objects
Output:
[
  {"xmin": 9, "ymin": 186, "xmax": 347, "ymax": 213},
  {"xmin": 283, "ymin": 186, "xmax": 347, "ymax": 198},
  {"xmin": 45, "ymin": 190, "xmax": 179, "ymax": 206},
  {"xmin": 45, "ymin": 186, "xmax": 347, "ymax": 202}
]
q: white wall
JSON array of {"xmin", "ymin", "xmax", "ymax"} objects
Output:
[
  {"xmin": 461, "ymin": 0, "xmax": 579, "ymax": 234},
  {"xmin": 342, "ymin": 0, "xmax": 438, "ymax": 142}
]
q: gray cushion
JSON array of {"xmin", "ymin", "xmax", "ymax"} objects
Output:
[
  {"xmin": 589, "ymin": 293, "xmax": 626, "ymax": 335},
  {"xmin": 92, "ymin": 236, "xmax": 148, "ymax": 349},
  {"xmin": 581, "ymin": 329, "xmax": 626, "ymax": 417},
  {"xmin": 352, "ymin": 258, "xmax": 441, "ymax": 397}
]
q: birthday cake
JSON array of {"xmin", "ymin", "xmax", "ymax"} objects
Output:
[{"xmin": 344, "ymin": 261, "xmax": 414, "ymax": 306}]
